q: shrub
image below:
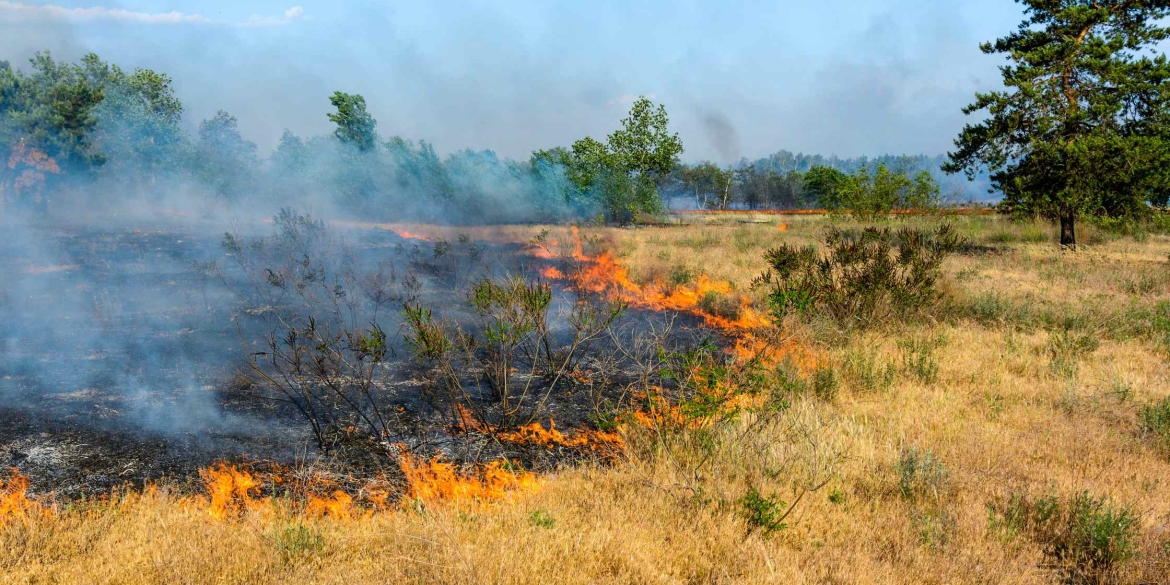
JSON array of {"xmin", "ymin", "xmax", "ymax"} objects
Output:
[
  {"xmin": 1139, "ymin": 395, "xmax": 1170, "ymax": 453},
  {"xmin": 896, "ymin": 447, "xmax": 949, "ymax": 501},
  {"xmin": 989, "ymin": 492, "xmax": 1139, "ymax": 583},
  {"xmin": 740, "ymin": 487, "xmax": 789, "ymax": 536},
  {"xmin": 899, "ymin": 336, "xmax": 943, "ymax": 385},
  {"xmin": 529, "ymin": 509, "xmax": 556, "ymax": 529},
  {"xmin": 842, "ymin": 345, "xmax": 896, "ymax": 394},
  {"xmin": 697, "ymin": 290, "xmax": 742, "ymax": 322},
  {"xmin": 754, "ymin": 224, "xmax": 965, "ymax": 330},
  {"xmin": 1046, "ymin": 329, "xmax": 1099, "ymax": 380},
  {"xmin": 270, "ymin": 523, "xmax": 323, "ymax": 562}
]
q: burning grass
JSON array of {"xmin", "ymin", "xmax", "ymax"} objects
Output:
[{"xmin": 6, "ymin": 215, "xmax": 1170, "ymax": 584}]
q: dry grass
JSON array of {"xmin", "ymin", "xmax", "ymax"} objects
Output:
[{"xmin": 4, "ymin": 214, "xmax": 1170, "ymax": 584}]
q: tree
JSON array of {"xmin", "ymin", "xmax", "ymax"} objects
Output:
[
  {"xmin": 803, "ymin": 165, "xmax": 848, "ymax": 209},
  {"xmin": 327, "ymin": 91, "xmax": 377, "ymax": 152},
  {"xmin": 195, "ymin": 110, "xmax": 258, "ymax": 198},
  {"xmin": 565, "ymin": 96, "xmax": 683, "ymax": 222},
  {"xmin": 681, "ymin": 161, "xmax": 733, "ymax": 209},
  {"xmin": 81, "ymin": 54, "xmax": 185, "ymax": 182},
  {"xmin": 838, "ymin": 164, "xmax": 940, "ymax": 219},
  {"xmin": 944, "ymin": 0, "xmax": 1170, "ymax": 247}
]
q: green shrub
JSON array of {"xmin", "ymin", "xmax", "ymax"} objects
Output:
[
  {"xmin": 740, "ymin": 487, "xmax": 789, "ymax": 536},
  {"xmin": 989, "ymin": 492, "xmax": 1139, "ymax": 583},
  {"xmin": 1139, "ymin": 395, "xmax": 1170, "ymax": 452},
  {"xmin": 812, "ymin": 363, "xmax": 841, "ymax": 402},
  {"xmin": 755, "ymin": 224, "xmax": 965, "ymax": 330},
  {"xmin": 900, "ymin": 336, "xmax": 943, "ymax": 385},
  {"xmin": 897, "ymin": 447, "xmax": 949, "ymax": 501},
  {"xmin": 842, "ymin": 345, "xmax": 896, "ymax": 394},
  {"xmin": 529, "ymin": 509, "xmax": 556, "ymax": 529},
  {"xmin": 1046, "ymin": 329, "xmax": 1099, "ymax": 380},
  {"xmin": 270, "ymin": 523, "xmax": 323, "ymax": 562},
  {"xmin": 697, "ymin": 290, "xmax": 742, "ymax": 322}
]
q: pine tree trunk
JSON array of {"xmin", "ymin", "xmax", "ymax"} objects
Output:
[{"xmin": 1059, "ymin": 211, "xmax": 1076, "ymax": 249}]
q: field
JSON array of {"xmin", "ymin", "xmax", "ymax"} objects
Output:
[{"xmin": 3, "ymin": 213, "xmax": 1170, "ymax": 584}]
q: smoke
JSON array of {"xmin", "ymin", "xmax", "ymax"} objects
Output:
[{"xmin": 699, "ymin": 111, "xmax": 742, "ymax": 163}]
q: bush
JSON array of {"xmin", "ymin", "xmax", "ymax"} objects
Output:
[
  {"xmin": 1139, "ymin": 395, "xmax": 1170, "ymax": 453},
  {"xmin": 1046, "ymin": 329, "xmax": 1099, "ymax": 380},
  {"xmin": 740, "ymin": 487, "xmax": 789, "ymax": 536},
  {"xmin": 755, "ymin": 224, "xmax": 965, "ymax": 330},
  {"xmin": 900, "ymin": 336, "xmax": 944, "ymax": 385},
  {"xmin": 842, "ymin": 345, "xmax": 896, "ymax": 393},
  {"xmin": 989, "ymin": 492, "xmax": 1139, "ymax": 583},
  {"xmin": 896, "ymin": 446, "xmax": 949, "ymax": 501}
]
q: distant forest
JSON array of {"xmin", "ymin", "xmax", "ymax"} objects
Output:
[{"xmin": 0, "ymin": 52, "xmax": 994, "ymax": 224}]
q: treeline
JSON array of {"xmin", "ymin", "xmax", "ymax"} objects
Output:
[
  {"xmin": 664, "ymin": 152, "xmax": 993, "ymax": 211},
  {"xmin": 1, "ymin": 51, "xmax": 986, "ymax": 223}
]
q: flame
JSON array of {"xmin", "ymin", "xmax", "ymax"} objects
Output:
[
  {"xmin": 0, "ymin": 468, "xmax": 39, "ymax": 522},
  {"xmin": 388, "ymin": 228, "xmax": 436, "ymax": 242},
  {"xmin": 540, "ymin": 266, "xmax": 564, "ymax": 279},
  {"xmin": 201, "ymin": 463, "xmax": 261, "ymax": 520},
  {"xmin": 777, "ymin": 222, "xmax": 789, "ymax": 231},
  {"xmin": 453, "ymin": 404, "xmax": 624, "ymax": 459},
  {"xmin": 306, "ymin": 490, "xmax": 354, "ymax": 519},
  {"xmin": 398, "ymin": 449, "xmax": 538, "ymax": 507}
]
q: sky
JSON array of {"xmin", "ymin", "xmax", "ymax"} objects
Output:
[{"xmin": 0, "ymin": 0, "xmax": 1026, "ymax": 163}]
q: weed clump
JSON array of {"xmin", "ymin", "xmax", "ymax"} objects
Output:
[
  {"xmin": 1139, "ymin": 395, "xmax": 1170, "ymax": 453},
  {"xmin": 754, "ymin": 224, "xmax": 964, "ymax": 330},
  {"xmin": 988, "ymin": 492, "xmax": 1139, "ymax": 583},
  {"xmin": 896, "ymin": 447, "xmax": 949, "ymax": 502}
]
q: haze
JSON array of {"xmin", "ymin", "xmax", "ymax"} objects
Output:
[{"xmin": 0, "ymin": 0, "xmax": 1022, "ymax": 163}]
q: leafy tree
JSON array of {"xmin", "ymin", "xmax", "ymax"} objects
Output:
[
  {"xmin": 803, "ymin": 165, "xmax": 848, "ymax": 209},
  {"xmin": 81, "ymin": 54, "xmax": 185, "ymax": 182},
  {"xmin": 681, "ymin": 161, "xmax": 733, "ymax": 209},
  {"xmin": 195, "ymin": 110, "xmax": 258, "ymax": 198},
  {"xmin": 838, "ymin": 164, "xmax": 940, "ymax": 219},
  {"xmin": 944, "ymin": 0, "xmax": 1170, "ymax": 247},
  {"xmin": 327, "ymin": 91, "xmax": 377, "ymax": 152},
  {"xmin": 4, "ymin": 52, "xmax": 105, "ymax": 171},
  {"xmin": 565, "ymin": 96, "xmax": 683, "ymax": 222}
]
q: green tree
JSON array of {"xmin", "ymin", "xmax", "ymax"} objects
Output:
[
  {"xmin": 803, "ymin": 165, "xmax": 848, "ymax": 209},
  {"xmin": 195, "ymin": 110, "xmax": 258, "ymax": 198},
  {"xmin": 327, "ymin": 91, "xmax": 377, "ymax": 152},
  {"xmin": 565, "ymin": 96, "xmax": 683, "ymax": 222},
  {"xmin": 81, "ymin": 54, "xmax": 185, "ymax": 182},
  {"xmin": 944, "ymin": 0, "xmax": 1170, "ymax": 247},
  {"xmin": 4, "ymin": 52, "xmax": 105, "ymax": 170}
]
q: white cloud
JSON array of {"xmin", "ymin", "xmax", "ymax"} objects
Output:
[{"xmin": 0, "ymin": 2, "xmax": 305, "ymax": 27}]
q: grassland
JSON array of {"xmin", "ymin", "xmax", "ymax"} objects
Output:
[{"xmin": 3, "ymin": 214, "xmax": 1170, "ymax": 584}]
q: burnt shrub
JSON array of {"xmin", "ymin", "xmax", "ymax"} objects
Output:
[
  {"xmin": 988, "ymin": 491, "xmax": 1139, "ymax": 583},
  {"xmin": 753, "ymin": 224, "xmax": 965, "ymax": 330}
]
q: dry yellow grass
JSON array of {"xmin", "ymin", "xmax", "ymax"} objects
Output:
[{"xmin": 4, "ymin": 214, "xmax": 1170, "ymax": 584}]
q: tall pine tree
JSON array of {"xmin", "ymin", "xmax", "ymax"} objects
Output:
[{"xmin": 944, "ymin": 0, "xmax": 1170, "ymax": 247}]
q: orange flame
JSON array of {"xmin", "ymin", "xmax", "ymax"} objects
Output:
[
  {"xmin": 306, "ymin": 490, "xmax": 354, "ymax": 519},
  {"xmin": 201, "ymin": 463, "xmax": 261, "ymax": 520},
  {"xmin": 398, "ymin": 449, "xmax": 538, "ymax": 507},
  {"xmin": 0, "ymin": 469, "xmax": 40, "ymax": 522},
  {"xmin": 453, "ymin": 404, "xmax": 624, "ymax": 459}
]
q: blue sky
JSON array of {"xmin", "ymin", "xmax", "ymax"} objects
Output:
[{"xmin": 0, "ymin": 1, "xmax": 1025, "ymax": 162}]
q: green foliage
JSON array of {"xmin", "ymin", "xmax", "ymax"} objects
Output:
[
  {"xmin": 755, "ymin": 224, "xmax": 965, "ymax": 329},
  {"xmin": 838, "ymin": 164, "xmax": 941, "ymax": 218},
  {"xmin": 841, "ymin": 345, "xmax": 896, "ymax": 393},
  {"xmin": 740, "ymin": 486, "xmax": 789, "ymax": 536},
  {"xmin": 896, "ymin": 447, "xmax": 949, "ymax": 501},
  {"xmin": 565, "ymin": 96, "xmax": 683, "ymax": 222},
  {"xmin": 1139, "ymin": 395, "xmax": 1170, "ymax": 453},
  {"xmin": 989, "ymin": 491, "xmax": 1139, "ymax": 583},
  {"xmin": 327, "ymin": 91, "xmax": 377, "ymax": 152},
  {"xmin": 195, "ymin": 110, "xmax": 258, "ymax": 198},
  {"xmin": 270, "ymin": 523, "xmax": 324, "ymax": 562},
  {"xmin": 1045, "ymin": 328, "xmax": 1099, "ymax": 380},
  {"xmin": 899, "ymin": 336, "xmax": 944, "ymax": 385},
  {"xmin": 529, "ymin": 509, "xmax": 556, "ymax": 529},
  {"xmin": 944, "ymin": 1, "xmax": 1170, "ymax": 247},
  {"xmin": 803, "ymin": 165, "xmax": 849, "ymax": 210}
]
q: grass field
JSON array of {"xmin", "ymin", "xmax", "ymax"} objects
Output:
[{"xmin": 3, "ymin": 213, "xmax": 1170, "ymax": 584}]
